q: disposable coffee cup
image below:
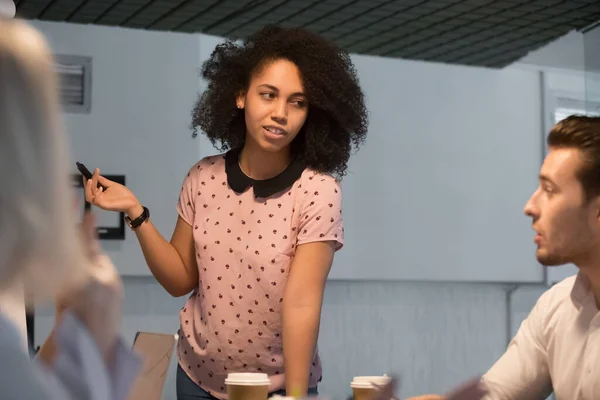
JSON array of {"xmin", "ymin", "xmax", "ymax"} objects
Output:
[
  {"xmin": 351, "ymin": 375, "xmax": 391, "ymax": 400},
  {"xmin": 225, "ymin": 372, "xmax": 271, "ymax": 400}
]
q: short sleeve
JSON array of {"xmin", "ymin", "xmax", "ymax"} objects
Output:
[
  {"xmin": 176, "ymin": 164, "xmax": 199, "ymax": 226},
  {"xmin": 296, "ymin": 174, "xmax": 343, "ymax": 251}
]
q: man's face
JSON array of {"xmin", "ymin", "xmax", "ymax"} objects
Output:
[{"xmin": 524, "ymin": 147, "xmax": 600, "ymax": 267}]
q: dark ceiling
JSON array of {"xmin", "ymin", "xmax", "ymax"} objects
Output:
[{"xmin": 15, "ymin": 0, "xmax": 600, "ymax": 68}]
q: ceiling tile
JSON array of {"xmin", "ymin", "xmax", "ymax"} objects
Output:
[{"xmin": 17, "ymin": 0, "xmax": 600, "ymax": 68}]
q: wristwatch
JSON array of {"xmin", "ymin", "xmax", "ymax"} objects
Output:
[{"xmin": 125, "ymin": 206, "xmax": 150, "ymax": 229}]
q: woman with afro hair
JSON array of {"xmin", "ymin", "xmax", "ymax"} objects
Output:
[{"xmin": 84, "ymin": 25, "xmax": 368, "ymax": 399}]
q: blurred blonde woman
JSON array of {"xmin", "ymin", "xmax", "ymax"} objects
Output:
[{"xmin": 0, "ymin": 18, "xmax": 140, "ymax": 400}]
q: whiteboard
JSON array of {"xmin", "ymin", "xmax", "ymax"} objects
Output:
[{"xmin": 328, "ymin": 55, "xmax": 545, "ymax": 283}]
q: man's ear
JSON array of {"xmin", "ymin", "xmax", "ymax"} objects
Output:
[{"xmin": 593, "ymin": 195, "xmax": 600, "ymax": 221}]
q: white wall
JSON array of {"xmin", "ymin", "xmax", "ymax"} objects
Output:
[
  {"xmin": 41, "ymin": 17, "xmax": 548, "ymax": 283},
  {"xmin": 517, "ymin": 30, "xmax": 585, "ymax": 72},
  {"xmin": 32, "ymin": 20, "xmax": 201, "ymax": 276},
  {"xmin": 335, "ymin": 54, "xmax": 542, "ymax": 282},
  {"xmin": 517, "ymin": 26, "xmax": 600, "ymax": 76},
  {"xmin": 28, "ymin": 20, "xmax": 558, "ymax": 400},
  {"xmin": 584, "ymin": 24, "xmax": 600, "ymax": 74}
]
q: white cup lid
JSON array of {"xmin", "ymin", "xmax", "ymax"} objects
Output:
[
  {"xmin": 350, "ymin": 375, "xmax": 390, "ymax": 389},
  {"xmin": 225, "ymin": 372, "xmax": 271, "ymax": 386}
]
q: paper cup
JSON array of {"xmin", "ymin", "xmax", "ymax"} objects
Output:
[
  {"xmin": 225, "ymin": 372, "xmax": 271, "ymax": 400},
  {"xmin": 351, "ymin": 375, "xmax": 391, "ymax": 400}
]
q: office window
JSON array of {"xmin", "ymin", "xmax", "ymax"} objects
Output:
[{"xmin": 553, "ymin": 98, "xmax": 600, "ymax": 124}]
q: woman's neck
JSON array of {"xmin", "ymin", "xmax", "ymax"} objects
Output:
[{"xmin": 239, "ymin": 141, "xmax": 291, "ymax": 180}]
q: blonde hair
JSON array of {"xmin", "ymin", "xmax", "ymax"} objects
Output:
[{"xmin": 0, "ymin": 19, "xmax": 87, "ymax": 304}]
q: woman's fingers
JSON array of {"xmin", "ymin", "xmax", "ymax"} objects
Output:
[
  {"xmin": 95, "ymin": 173, "xmax": 113, "ymax": 187},
  {"xmin": 84, "ymin": 176, "xmax": 93, "ymax": 202},
  {"xmin": 85, "ymin": 177, "xmax": 106, "ymax": 206},
  {"xmin": 90, "ymin": 168, "xmax": 100, "ymax": 191}
]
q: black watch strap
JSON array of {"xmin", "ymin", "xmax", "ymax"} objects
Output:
[{"xmin": 125, "ymin": 206, "xmax": 149, "ymax": 229}]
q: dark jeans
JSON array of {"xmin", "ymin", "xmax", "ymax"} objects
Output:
[{"xmin": 176, "ymin": 364, "xmax": 319, "ymax": 399}]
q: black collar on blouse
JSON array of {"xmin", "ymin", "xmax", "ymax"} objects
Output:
[{"xmin": 225, "ymin": 148, "xmax": 306, "ymax": 198}]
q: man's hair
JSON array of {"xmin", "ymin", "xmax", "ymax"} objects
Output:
[{"xmin": 547, "ymin": 115, "xmax": 600, "ymax": 200}]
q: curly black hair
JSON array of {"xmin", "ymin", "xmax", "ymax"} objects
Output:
[{"xmin": 191, "ymin": 25, "xmax": 368, "ymax": 178}]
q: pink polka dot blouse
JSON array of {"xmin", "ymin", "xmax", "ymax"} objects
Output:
[{"xmin": 175, "ymin": 150, "xmax": 344, "ymax": 399}]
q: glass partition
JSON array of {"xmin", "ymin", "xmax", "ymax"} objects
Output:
[{"xmin": 583, "ymin": 22, "xmax": 600, "ymax": 114}]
